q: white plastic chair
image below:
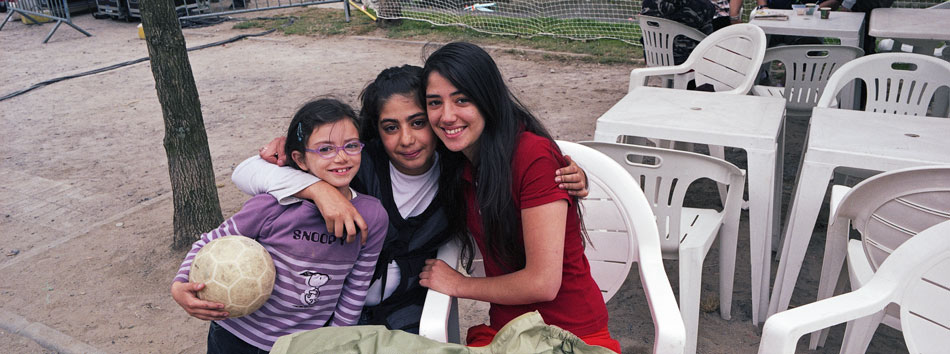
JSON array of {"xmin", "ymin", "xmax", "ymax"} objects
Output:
[
  {"xmin": 816, "ymin": 52, "xmax": 950, "ymax": 117},
  {"xmin": 805, "ymin": 165, "xmax": 950, "ymax": 352},
  {"xmin": 625, "ymin": 23, "xmax": 765, "ymax": 212},
  {"xmin": 813, "ymin": 51, "xmax": 950, "ymax": 207},
  {"xmin": 419, "ymin": 141, "xmax": 687, "ymax": 354},
  {"xmin": 751, "ymin": 45, "xmax": 864, "ymax": 116},
  {"xmin": 629, "ymin": 23, "xmax": 767, "ymax": 95},
  {"xmin": 758, "ymin": 219, "xmax": 950, "ymax": 354},
  {"xmin": 582, "ymin": 142, "xmax": 745, "ymax": 354},
  {"xmin": 638, "ymin": 15, "xmax": 708, "ymax": 88}
]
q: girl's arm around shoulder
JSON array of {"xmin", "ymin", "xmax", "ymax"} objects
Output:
[
  {"xmin": 326, "ymin": 195, "xmax": 388, "ymax": 327},
  {"xmin": 354, "ymin": 194, "xmax": 389, "ymax": 252},
  {"xmin": 515, "ymin": 133, "xmax": 585, "ymax": 200},
  {"xmin": 234, "ymin": 156, "xmax": 368, "ymax": 243},
  {"xmin": 232, "ymin": 155, "xmax": 320, "ymax": 205}
]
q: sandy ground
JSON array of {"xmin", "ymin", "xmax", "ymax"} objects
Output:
[{"xmin": 0, "ymin": 8, "xmax": 907, "ymax": 354}]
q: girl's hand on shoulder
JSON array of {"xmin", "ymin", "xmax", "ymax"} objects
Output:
[
  {"xmin": 171, "ymin": 281, "xmax": 229, "ymax": 321},
  {"xmin": 419, "ymin": 259, "xmax": 464, "ymax": 296},
  {"xmin": 259, "ymin": 136, "xmax": 287, "ymax": 166},
  {"xmin": 302, "ymin": 182, "xmax": 368, "ymax": 245},
  {"xmin": 555, "ymin": 155, "xmax": 589, "ymax": 198}
]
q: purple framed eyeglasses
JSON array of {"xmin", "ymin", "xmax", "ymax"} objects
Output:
[{"xmin": 304, "ymin": 141, "xmax": 365, "ymax": 159}]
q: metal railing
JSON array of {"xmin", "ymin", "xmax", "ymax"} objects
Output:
[
  {"xmin": 0, "ymin": 0, "xmax": 92, "ymax": 43},
  {"xmin": 178, "ymin": 0, "xmax": 349, "ymax": 22}
]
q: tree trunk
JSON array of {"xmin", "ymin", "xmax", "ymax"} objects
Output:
[{"xmin": 140, "ymin": 0, "xmax": 223, "ymax": 250}]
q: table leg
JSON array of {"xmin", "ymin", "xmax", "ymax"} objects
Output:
[
  {"xmin": 771, "ymin": 122, "xmax": 786, "ymax": 252},
  {"xmin": 767, "ymin": 160, "xmax": 835, "ymax": 318},
  {"xmin": 902, "ymin": 38, "xmax": 942, "ymax": 55},
  {"xmin": 594, "ymin": 131, "xmax": 620, "ymax": 144},
  {"xmin": 808, "ymin": 214, "xmax": 850, "ymax": 349},
  {"xmin": 767, "ymin": 122, "xmax": 786, "ymax": 319},
  {"xmin": 841, "ymin": 37, "xmax": 860, "ymax": 49},
  {"xmin": 745, "ymin": 148, "xmax": 780, "ymax": 324}
]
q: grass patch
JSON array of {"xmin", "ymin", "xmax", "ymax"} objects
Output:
[
  {"xmin": 232, "ymin": 20, "xmax": 266, "ymax": 30},
  {"xmin": 384, "ymin": 16, "xmax": 642, "ymax": 65},
  {"xmin": 822, "ymin": 37, "xmax": 842, "ymax": 45},
  {"xmin": 231, "ymin": 7, "xmax": 642, "ymax": 65},
  {"xmin": 231, "ymin": 7, "xmax": 378, "ymax": 36}
]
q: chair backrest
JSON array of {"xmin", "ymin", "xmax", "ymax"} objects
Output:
[
  {"xmin": 580, "ymin": 142, "xmax": 744, "ymax": 254},
  {"xmin": 816, "ymin": 53, "xmax": 950, "ymax": 117},
  {"xmin": 460, "ymin": 142, "xmax": 673, "ymax": 300},
  {"xmin": 895, "ymin": 220, "xmax": 950, "ymax": 353},
  {"xmin": 833, "ymin": 166, "xmax": 950, "ymax": 272},
  {"xmin": 556, "ymin": 141, "xmax": 686, "ymax": 354},
  {"xmin": 460, "ymin": 142, "xmax": 674, "ymax": 300},
  {"xmin": 638, "ymin": 15, "xmax": 708, "ymax": 67},
  {"xmin": 680, "ymin": 23, "xmax": 767, "ymax": 94},
  {"xmin": 556, "ymin": 141, "xmax": 660, "ymax": 301},
  {"xmin": 757, "ymin": 220, "xmax": 950, "ymax": 354},
  {"xmin": 762, "ymin": 45, "xmax": 864, "ymax": 111}
]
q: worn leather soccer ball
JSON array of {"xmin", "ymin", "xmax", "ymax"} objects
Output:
[{"xmin": 190, "ymin": 236, "xmax": 276, "ymax": 318}]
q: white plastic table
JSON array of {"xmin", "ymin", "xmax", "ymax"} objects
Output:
[
  {"xmin": 749, "ymin": 9, "xmax": 866, "ymax": 48},
  {"xmin": 870, "ymin": 8, "xmax": 950, "ymax": 55},
  {"xmin": 767, "ymin": 107, "xmax": 950, "ymax": 318},
  {"xmin": 594, "ymin": 86, "xmax": 787, "ymax": 324}
]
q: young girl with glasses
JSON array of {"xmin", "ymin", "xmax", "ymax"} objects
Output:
[{"xmin": 170, "ymin": 98, "xmax": 388, "ymax": 353}]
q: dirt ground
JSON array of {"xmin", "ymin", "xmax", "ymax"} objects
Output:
[{"xmin": 0, "ymin": 8, "xmax": 907, "ymax": 354}]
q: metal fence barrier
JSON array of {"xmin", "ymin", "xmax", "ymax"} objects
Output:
[
  {"xmin": 93, "ymin": 0, "xmax": 210, "ymax": 21},
  {"xmin": 0, "ymin": 0, "xmax": 92, "ymax": 43},
  {"xmin": 178, "ymin": 0, "xmax": 349, "ymax": 22}
]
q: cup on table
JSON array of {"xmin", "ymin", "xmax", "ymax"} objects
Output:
[
  {"xmin": 805, "ymin": 3, "xmax": 817, "ymax": 16},
  {"xmin": 792, "ymin": 4, "xmax": 806, "ymax": 15},
  {"xmin": 820, "ymin": 7, "xmax": 831, "ymax": 19}
]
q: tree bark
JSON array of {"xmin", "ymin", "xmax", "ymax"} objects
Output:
[{"xmin": 140, "ymin": 0, "xmax": 223, "ymax": 250}]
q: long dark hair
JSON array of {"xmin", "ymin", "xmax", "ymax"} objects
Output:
[
  {"xmin": 358, "ymin": 65, "xmax": 425, "ymax": 142},
  {"xmin": 423, "ymin": 42, "xmax": 583, "ymax": 271},
  {"xmin": 283, "ymin": 98, "xmax": 360, "ymax": 171}
]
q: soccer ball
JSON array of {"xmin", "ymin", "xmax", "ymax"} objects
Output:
[{"xmin": 190, "ymin": 236, "xmax": 276, "ymax": 318}]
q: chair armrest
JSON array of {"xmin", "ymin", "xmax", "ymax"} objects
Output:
[
  {"xmin": 629, "ymin": 65, "xmax": 750, "ymax": 95},
  {"xmin": 758, "ymin": 289, "xmax": 890, "ymax": 354},
  {"xmin": 629, "ymin": 65, "xmax": 692, "ymax": 91},
  {"xmin": 637, "ymin": 243, "xmax": 687, "ymax": 353},
  {"xmin": 418, "ymin": 239, "xmax": 463, "ymax": 343},
  {"xmin": 680, "ymin": 30, "xmax": 707, "ymax": 44},
  {"xmin": 419, "ymin": 290, "xmax": 454, "ymax": 342},
  {"xmin": 828, "ymin": 185, "xmax": 852, "ymax": 221}
]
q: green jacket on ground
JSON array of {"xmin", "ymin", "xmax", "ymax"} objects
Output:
[{"xmin": 270, "ymin": 311, "xmax": 616, "ymax": 354}]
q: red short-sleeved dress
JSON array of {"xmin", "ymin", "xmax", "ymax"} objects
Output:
[{"xmin": 460, "ymin": 131, "xmax": 610, "ymax": 337}]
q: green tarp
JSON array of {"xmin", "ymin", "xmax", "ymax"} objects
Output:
[{"xmin": 271, "ymin": 311, "xmax": 615, "ymax": 354}]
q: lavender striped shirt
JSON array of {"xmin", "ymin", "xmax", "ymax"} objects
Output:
[{"xmin": 174, "ymin": 193, "xmax": 387, "ymax": 350}]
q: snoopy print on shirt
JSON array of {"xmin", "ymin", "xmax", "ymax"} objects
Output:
[{"xmin": 298, "ymin": 271, "xmax": 330, "ymax": 307}]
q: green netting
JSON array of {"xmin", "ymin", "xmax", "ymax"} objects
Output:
[{"xmin": 363, "ymin": 0, "xmax": 946, "ymax": 46}]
